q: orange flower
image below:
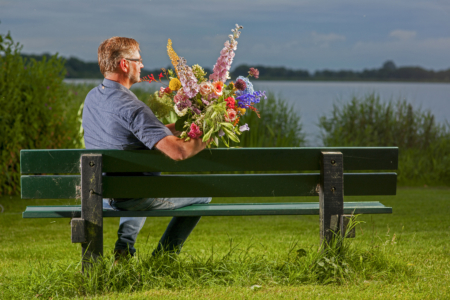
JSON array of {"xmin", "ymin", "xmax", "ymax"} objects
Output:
[{"xmin": 213, "ymin": 81, "xmax": 223, "ymax": 96}]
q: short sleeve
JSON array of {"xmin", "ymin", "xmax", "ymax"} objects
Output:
[{"xmin": 129, "ymin": 105, "xmax": 173, "ymax": 150}]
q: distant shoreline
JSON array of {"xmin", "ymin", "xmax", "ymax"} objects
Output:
[{"xmin": 23, "ymin": 54, "xmax": 450, "ymax": 83}]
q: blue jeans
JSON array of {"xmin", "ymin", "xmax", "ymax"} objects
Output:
[{"xmin": 103, "ymin": 197, "xmax": 212, "ymax": 256}]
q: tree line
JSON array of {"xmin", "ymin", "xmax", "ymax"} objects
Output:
[{"xmin": 22, "ymin": 53, "xmax": 450, "ymax": 82}]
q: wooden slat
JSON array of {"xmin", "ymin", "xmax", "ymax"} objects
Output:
[
  {"xmin": 22, "ymin": 202, "xmax": 392, "ymax": 218},
  {"xmin": 21, "ymin": 173, "xmax": 397, "ymax": 199},
  {"xmin": 20, "ymin": 147, "xmax": 398, "ymax": 174}
]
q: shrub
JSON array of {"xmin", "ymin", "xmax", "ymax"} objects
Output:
[
  {"xmin": 0, "ymin": 31, "xmax": 84, "ymax": 195},
  {"xmin": 231, "ymin": 92, "xmax": 305, "ymax": 147},
  {"xmin": 318, "ymin": 93, "xmax": 450, "ymax": 186}
]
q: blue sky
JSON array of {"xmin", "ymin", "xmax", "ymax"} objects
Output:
[{"xmin": 1, "ymin": 0, "xmax": 450, "ymax": 71}]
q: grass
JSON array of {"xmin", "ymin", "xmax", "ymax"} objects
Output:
[{"xmin": 0, "ymin": 187, "xmax": 449, "ymax": 298}]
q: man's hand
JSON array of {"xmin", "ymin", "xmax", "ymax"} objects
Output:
[
  {"xmin": 155, "ymin": 135, "xmax": 206, "ymax": 161},
  {"xmin": 165, "ymin": 123, "xmax": 182, "ymax": 137}
]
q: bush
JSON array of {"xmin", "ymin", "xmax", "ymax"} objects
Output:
[
  {"xmin": 318, "ymin": 93, "xmax": 450, "ymax": 186},
  {"xmin": 0, "ymin": 31, "xmax": 84, "ymax": 195},
  {"xmin": 231, "ymin": 92, "xmax": 305, "ymax": 147}
]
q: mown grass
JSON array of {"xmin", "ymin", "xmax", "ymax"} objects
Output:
[{"xmin": 0, "ymin": 188, "xmax": 449, "ymax": 299}]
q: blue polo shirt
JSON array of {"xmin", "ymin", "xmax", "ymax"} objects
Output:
[
  {"xmin": 83, "ymin": 79, "xmax": 172, "ymax": 151},
  {"xmin": 82, "ymin": 78, "xmax": 172, "ymax": 187}
]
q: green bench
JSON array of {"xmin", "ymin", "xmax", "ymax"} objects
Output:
[{"xmin": 20, "ymin": 147, "xmax": 397, "ymax": 268}]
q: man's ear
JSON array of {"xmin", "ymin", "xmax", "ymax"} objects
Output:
[{"xmin": 118, "ymin": 58, "xmax": 129, "ymax": 73}]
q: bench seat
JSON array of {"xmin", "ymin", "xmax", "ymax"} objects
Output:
[{"xmin": 23, "ymin": 201, "xmax": 392, "ymax": 218}]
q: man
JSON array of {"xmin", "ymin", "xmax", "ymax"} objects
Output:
[{"xmin": 82, "ymin": 36, "xmax": 211, "ymax": 258}]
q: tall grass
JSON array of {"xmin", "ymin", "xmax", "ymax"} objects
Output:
[
  {"xmin": 318, "ymin": 93, "xmax": 450, "ymax": 186},
  {"xmin": 231, "ymin": 92, "xmax": 305, "ymax": 147},
  {"xmin": 2, "ymin": 223, "xmax": 411, "ymax": 298}
]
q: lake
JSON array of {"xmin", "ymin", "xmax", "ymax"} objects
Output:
[{"xmin": 66, "ymin": 79, "xmax": 450, "ymax": 146}]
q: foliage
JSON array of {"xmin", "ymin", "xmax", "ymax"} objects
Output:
[
  {"xmin": 230, "ymin": 92, "xmax": 305, "ymax": 147},
  {"xmin": 0, "ymin": 31, "xmax": 85, "ymax": 196},
  {"xmin": 318, "ymin": 93, "xmax": 450, "ymax": 185}
]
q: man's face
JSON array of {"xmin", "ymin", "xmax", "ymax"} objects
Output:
[{"xmin": 126, "ymin": 49, "xmax": 144, "ymax": 85}]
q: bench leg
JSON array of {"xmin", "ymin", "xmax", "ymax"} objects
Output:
[
  {"xmin": 319, "ymin": 151, "xmax": 344, "ymax": 246},
  {"xmin": 80, "ymin": 154, "xmax": 103, "ymax": 271}
]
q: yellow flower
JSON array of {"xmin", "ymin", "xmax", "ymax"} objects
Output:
[
  {"xmin": 169, "ymin": 78, "xmax": 182, "ymax": 91},
  {"xmin": 237, "ymin": 107, "xmax": 246, "ymax": 115},
  {"xmin": 167, "ymin": 39, "xmax": 180, "ymax": 77}
]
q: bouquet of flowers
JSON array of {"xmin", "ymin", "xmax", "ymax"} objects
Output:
[{"xmin": 142, "ymin": 24, "xmax": 266, "ymax": 147}]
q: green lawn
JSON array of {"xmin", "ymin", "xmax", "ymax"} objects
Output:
[{"xmin": 0, "ymin": 188, "xmax": 449, "ymax": 299}]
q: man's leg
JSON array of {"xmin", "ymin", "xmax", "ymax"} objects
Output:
[
  {"xmin": 110, "ymin": 197, "xmax": 212, "ymax": 255},
  {"xmin": 104, "ymin": 199, "xmax": 147, "ymax": 256},
  {"xmin": 115, "ymin": 217, "xmax": 147, "ymax": 256},
  {"xmin": 153, "ymin": 216, "xmax": 202, "ymax": 255}
]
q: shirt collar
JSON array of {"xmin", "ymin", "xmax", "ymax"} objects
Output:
[{"xmin": 102, "ymin": 78, "xmax": 129, "ymax": 92}]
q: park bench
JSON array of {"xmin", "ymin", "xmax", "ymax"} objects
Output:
[{"xmin": 20, "ymin": 147, "xmax": 397, "ymax": 268}]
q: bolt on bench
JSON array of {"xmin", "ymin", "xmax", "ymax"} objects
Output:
[{"xmin": 21, "ymin": 147, "xmax": 397, "ymax": 268}]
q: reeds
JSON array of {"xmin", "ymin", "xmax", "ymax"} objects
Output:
[
  {"xmin": 231, "ymin": 92, "xmax": 305, "ymax": 147},
  {"xmin": 319, "ymin": 93, "xmax": 450, "ymax": 186}
]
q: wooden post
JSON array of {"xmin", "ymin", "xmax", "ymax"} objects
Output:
[
  {"xmin": 80, "ymin": 154, "xmax": 103, "ymax": 270},
  {"xmin": 319, "ymin": 152, "xmax": 344, "ymax": 246}
]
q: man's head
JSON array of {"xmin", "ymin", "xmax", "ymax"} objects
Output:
[{"xmin": 98, "ymin": 37, "xmax": 143, "ymax": 84}]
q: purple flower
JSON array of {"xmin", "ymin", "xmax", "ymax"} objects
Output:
[
  {"xmin": 239, "ymin": 124, "xmax": 250, "ymax": 132},
  {"xmin": 236, "ymin": 90, "xmax": 266, "ymax": 108},
  {"xmin": 192, "ymin": 107, "xmax": 201, "ymax": 115},
  {"xmin": 47, "ymin": 86, "xmax": 50, "ymax": 90},
  {"xmin": 218, "ymin": 129, "xmax": 225, "ymax": 137}
]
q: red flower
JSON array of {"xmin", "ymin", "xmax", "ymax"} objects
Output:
[
  {"xmin": 164, "ymin": 87, "xmax": 172, "ymax": 94},
  {"xmin": 159, "ymin": 72, "xmax": 164, "ymax": 79},
  {"xmin": 225, "ymin": 97, "xmax": 235, "ymax": 109}
]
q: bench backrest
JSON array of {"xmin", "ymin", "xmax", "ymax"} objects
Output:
[{"xmin": 20, "ymin": 147, "xmax": 398, "ymax": 199}]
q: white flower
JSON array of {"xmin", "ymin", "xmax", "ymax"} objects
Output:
[{"xmin": 174, "ymin": 105, "xmax": 188, "ymax": 117}]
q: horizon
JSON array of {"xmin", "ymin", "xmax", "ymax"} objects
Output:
[{"xmin": 20, "ymin": 53, "xmax": 450, "ymax": 73}]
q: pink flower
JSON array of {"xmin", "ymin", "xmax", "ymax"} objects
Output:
[
  {"xmin": 158, "ymin": 87, "xmax": 165, "ymax": 97},
  {"xmin": 199, "ymin": 82, "xmax": 213, "ymax": 96},
  {"xmin": 210, "ymin": 25, "xmax": 243, "ymax": 83},
  {"xmin": 224, "ymin": 108, "xmax": 237, "ymax": 122},
  {"xmin": 188, "ymin": 123, "xmax": 203, "ymax": 139},
  {"xmin": 176, "ymin": 57, "xmax": 200, "ymax": 98},
  {"xmin": 249, "ymin": 68, "xmax": 259, "ymax": 79},
  {"xmin": 174, "ymin": 93, "xmax": 188, "ymax": 104}
]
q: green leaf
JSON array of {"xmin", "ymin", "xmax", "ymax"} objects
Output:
[
  {"xmin": 175, "ymin": 114, "xmax": 189, "ymax": 131},
  {"xmin": 202, "ymin": 127, "xmax": 214, "ymax": 142},
  {"xmin": 223, "ymin": 127, "xmax": 240, "ymax": 143}
]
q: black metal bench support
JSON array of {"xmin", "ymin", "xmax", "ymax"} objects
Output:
[
  {"xmin": 71, "ymin": 154, "xmax": 103, "ymax": 271},
  {"xmin": 319, "ymin": 152, "xmax": 345, "ymax": 245}
]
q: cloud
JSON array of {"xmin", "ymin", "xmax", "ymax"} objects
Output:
[
  {"xmin": 311, "ymin": 31, "xmax": 346, "ymax": 47},
  {"xmin": 389, "ymin": 29, "xmax": 417, "ymax": 41}
]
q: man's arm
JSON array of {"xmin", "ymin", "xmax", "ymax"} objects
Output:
[{"xmin": 155, "ymin": 135, "xmax": 206, "ymax": 161}]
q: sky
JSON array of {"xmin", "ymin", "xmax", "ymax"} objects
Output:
[{"xmin": 1, "ymin": 0, "xmax": 450, "ymax": 71}]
